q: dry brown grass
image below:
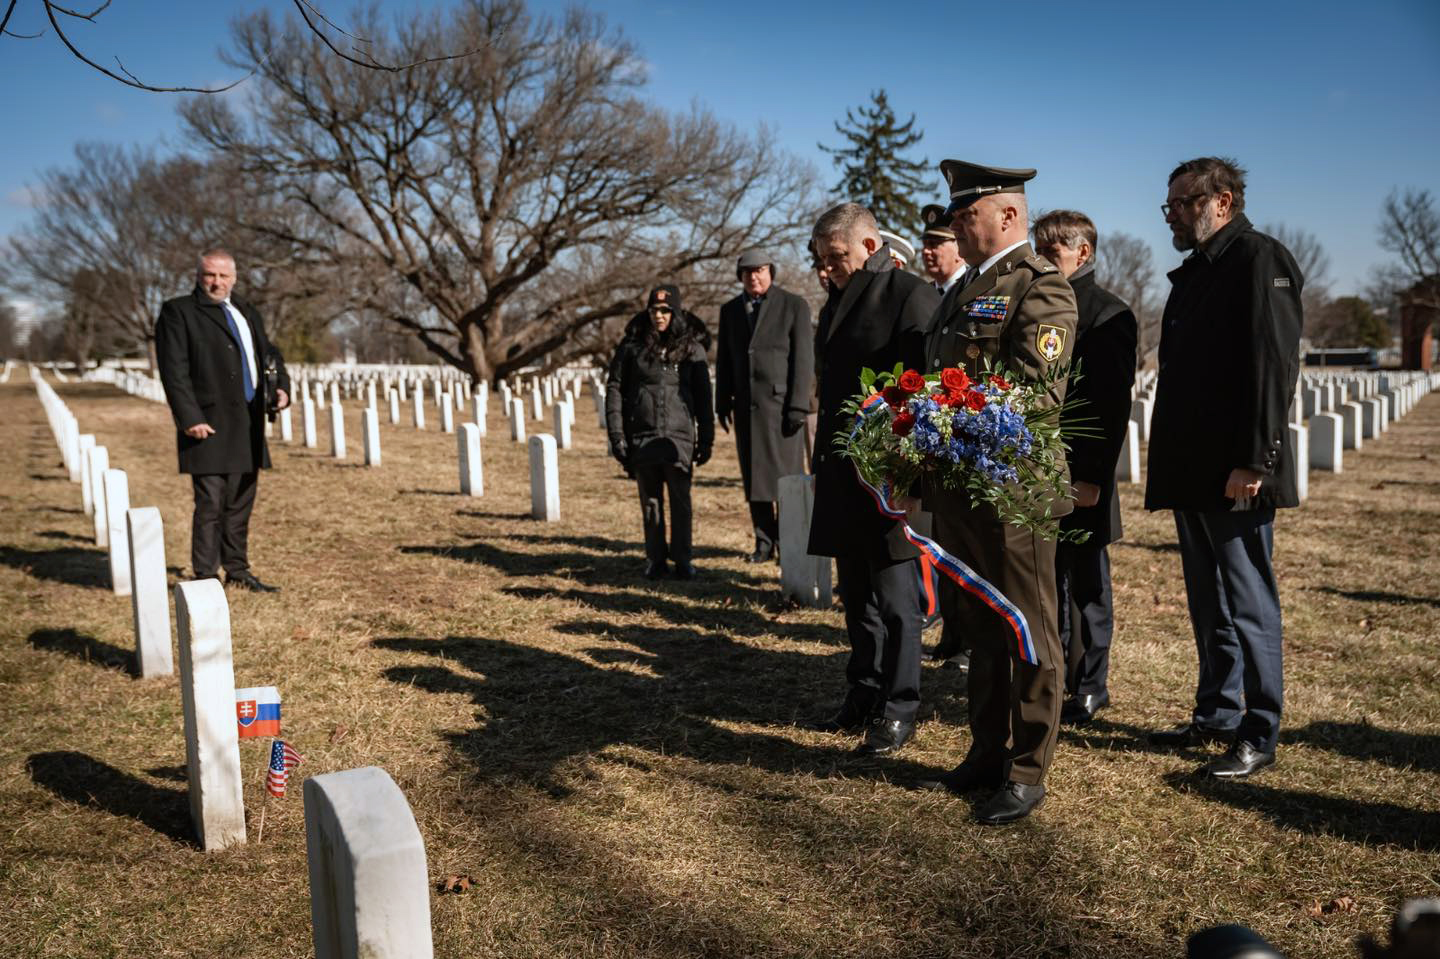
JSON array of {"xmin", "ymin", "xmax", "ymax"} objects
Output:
[{"xmin": 1, "ymin": 368, "xmax": 1437, "ymax": 959}]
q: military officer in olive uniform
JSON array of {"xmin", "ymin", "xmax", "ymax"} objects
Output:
[{"xmin": 913, "ymin": 161, "xmax": 1078, "ymax": 824}]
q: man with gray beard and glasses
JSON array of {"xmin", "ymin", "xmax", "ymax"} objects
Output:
[{"xmin": 1145, "ymin": 157, "xmax": 1303, "ymax": 780}]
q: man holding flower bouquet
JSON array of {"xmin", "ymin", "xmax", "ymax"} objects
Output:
[{"xmin": 912, "ymin": 160, "xmax": 1078, "ymax": 824}]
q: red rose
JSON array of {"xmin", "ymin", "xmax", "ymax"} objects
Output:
[
  {"xmin": 881, "ymin": 385, "xmax": 907, "ymax": 408},
  {"xmin": 897, "ymin": 370, "xmax": 926, "ymax": 394},
  {"xmin": 988, "ymin": 374, "xmax": 1012, "ymax": 391},
  {"xmin": 940, "ymin": 368, "xmax": 970, "ymax": 392},
  {"xmin": 936, "ymin": 389, "xmax": 961, "ymax": 407},
  {"xmin": 963, "ymin": 389, "xmax": 987, "ymax": 412},
  {"xmin": 891, "ymin": 410, "xmax": 916, "ymax": 436}
]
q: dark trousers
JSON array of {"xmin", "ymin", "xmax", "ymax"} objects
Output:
[
  {"xmin": 1174, "ymin": 509, "xmax": 1284, "ymax": 753},
  {"xmin": 933, "ymin": 506, "xmax": 1063, "ymax": 786},
  {"xmin": 748, "ymin": 500, "xmax": 779, "ymax": 550},
  {"xmin": 834, "ymin": 550, "xmax": 922, "ymax": 723},
  {"xmin": 191, "ymin": 472, "xmax": 258, "ymax": 578},
  {"xmin": 635, "ymin": 462, "xmax": 692, "ymax": 565},
  {"xmin": 1056, "ymin": 542, "xmax": 1114, "ymax": 698}
]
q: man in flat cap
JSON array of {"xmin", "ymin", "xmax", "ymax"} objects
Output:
[
  {"xmin": 715, "ymin": 250, "xmax": 815, "ymax": 562},
  {"xmin": 913, "ymin": 160, "xmax": 1077, "ymax": 824},
  {"xmin": 1146, "ymin": 157, "xmax": 1303, "ymax": 779},
  {"xmin": 808, "ymin": 201, "xmax": 939, "ymax": 757}
]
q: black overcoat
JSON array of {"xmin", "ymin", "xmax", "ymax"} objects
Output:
[
  {"xmin": 808, "ymin": 246, "xmax": 938, "ymax": 560},
  {"xmin": 714, "ymin": 286, "xmax": 814, "ymax": 501},
  {"xmin": 605, "ymin": 319, "xmax": 715, "ymax": 470},
  {"xmin": 1061, "ymin": 266, "xmax": 1137, "ymax": 545},
  {"xmin": 1145, "ymin": 214, "xmax": 1303, "ymax": 512},
  {"xmin": 156, "ymin": 288, "xmax": 289, "ymax": 475}
]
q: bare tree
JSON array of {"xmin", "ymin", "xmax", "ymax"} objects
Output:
[
  {"xmin": 1375, "ymin": 188, "xmax": 1440, "ymax": 312},
  {"xmin": 0, "ymin": 299, "xmax": 17, "ymax": 357},
  {"xmin": 181, "ymin": 0, "xmax": 819, "ymax": 383},
  {"xmin": 1094, "ymin": 231, "xmax": 1161, "ymax": 367},
  {"xmin": 1262, "ymin": 222, "xmax": 1330, "ymax": 326},
  {"xmin": 0, "ymin": 0, "xmax": 476, "ymax": 93}
]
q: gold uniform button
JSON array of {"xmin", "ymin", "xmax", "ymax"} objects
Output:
[{"xmin": 966, "ymin": 344, "xmax": 981, "ymax": 359}]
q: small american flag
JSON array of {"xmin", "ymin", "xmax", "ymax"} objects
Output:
[{"xmin": 266, "ymin": 739, "xmax": 304, "ymax": 798}]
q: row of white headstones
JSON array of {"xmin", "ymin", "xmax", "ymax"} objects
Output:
[
  {"xmin": 31, "ymin": 367, "xmax": 443, "ymax": 959},
  {"xmin": 89, "ymin": 362, "xmax": 610, "ymax": 524}
]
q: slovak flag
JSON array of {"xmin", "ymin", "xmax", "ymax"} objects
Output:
[{"xmin": 235, "ymin": 686, "xmax": 281, "ymax": 739}]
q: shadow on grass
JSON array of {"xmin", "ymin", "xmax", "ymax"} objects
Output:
[
  {"xmin": 1113, "ymin": 540, "xmax": 1181, "ymax": 554},
  {"xmin": 28, "ymin": 628, "xmax": 135, "ymax": 673},
  {"xmin": 26, "ymin": 751, "xmax": 193, "ymax": 845},
  {"xmin": 1284, "ymin": 720, "xmax": 1440, "ymax": 775},
  {"xmin": 1163, "ymin": 770, "xmax": 1440, "ymax": 852},
  {"xmin": 0, "ymin": 545, "xmax": 109, "ymax": 588},
  {"xmin": 37, "ymin": 529, "xmax": 91, "ymax": 542},
  {"xmin": 27, "ymin": 473, "xmax": 65, "ymax": 481},
  {"xmin": 376, "ymin": 633, "xmax": 939, "ymax": 794},
  {"xmin": 1309, "ymin": 585, "xmax": 1440, "ymax": 609}
]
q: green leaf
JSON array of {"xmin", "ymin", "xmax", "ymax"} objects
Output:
[{"xmin": 859, "ymin": 368, "xmax": 876, "ymax": 391}]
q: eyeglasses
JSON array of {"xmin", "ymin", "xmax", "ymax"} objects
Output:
[{"xmin": 1161, "ymin": 193, "xmax": 1209, "ymax": 217}]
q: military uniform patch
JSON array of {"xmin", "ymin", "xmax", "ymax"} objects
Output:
[
  {"xmin": 966, "ymin": 295, "xmax": 1010, "ymax": 320},
  {"xmin": 1037, "ymin": 324, "xmax": 1066, "ymax": 362}
]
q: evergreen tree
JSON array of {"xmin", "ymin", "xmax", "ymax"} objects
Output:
[{"xmin": 819, "ymin": 90, "xmax": 931, "ymax": 240}]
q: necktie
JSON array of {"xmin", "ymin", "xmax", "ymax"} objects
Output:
[
  {"xmin": 222, "ymin": 304, "xmax": 256, "ymax": 403},
  {"xmin": 960, "ymin": 267, "xmax": 978, "ymax": 290},
  {"xmin": 748, "ymin": 298, "xmax": 761, "ymax": 334}
]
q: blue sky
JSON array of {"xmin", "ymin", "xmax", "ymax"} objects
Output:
[{"xmin": 3, "ymin": 0, "xmax": 1438, "ymax": 318}]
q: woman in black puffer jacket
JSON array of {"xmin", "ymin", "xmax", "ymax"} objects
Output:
[{"xmin": 605, "ymin": 285, "xmax": 715, "ymax": 580}]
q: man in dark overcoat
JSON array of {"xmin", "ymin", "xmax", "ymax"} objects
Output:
[
  {"xmin": 1146, "ymin": 157, "xmax": 1303, "ymax": 779},
  {"xmin": 157, "ymin": 248, "xmax": 290, "ymax": 592},
  {"xmin": 808, "ymin": 202, "xmax": 939, "ymax": 757},
  {"xmin": 1033, "ymin": 210, "xmax": 1138, "ymax": 726},
  {"xmin": 913, "ymin": 161, "xmax": 1077, "ymax": 824},
  {"xmin": 714, "ymin": 250, "xmax": 814, "ymax": 562}
]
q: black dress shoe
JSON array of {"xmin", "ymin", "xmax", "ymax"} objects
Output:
[
  {"xmin": 643, "ymin": 561, "xmax": 668, "ymax": 580},
  {"xmin": 810, "ymin": 690, "xmax": 876, "ymax": 734},
  {"xmin": 915, "ymin": 761, "xmax": 1003, "ymax": 796},
  {"xmin": 854, "ymin": 717, "xmax": 913, "ymax": 756},
  {"xmin": 673, "ymin": 562, "xmax": 697, "ymax": 580},
  {"xmin": 226, "ymin": 572, "xmax": 280, "ymax": 593},
  {"xmin": 975, "ymin": 781, "xmax": 1046, "ymax": 824},
  {"xmin": 1060, "ymin": 691, "xmax": 1110, "ymax": 725},
  {"xmin": 744, "ymin": 544, "xmax": 774, "ymax": 563},
  {"xmin": 1148, "ymin": 722, "xmax": 1235, "ymax": 748},
  {"xmin": 1202, "ymin": 741, "xmax": 1275, "ymax": 779}
]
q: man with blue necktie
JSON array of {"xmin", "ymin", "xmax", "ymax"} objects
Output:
[{"xmin": 157, "ymin": 248, "xmax": 290, "ymax": 592}]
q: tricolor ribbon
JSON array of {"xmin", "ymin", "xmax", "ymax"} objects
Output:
[{"xmin": 849, "ymin": 391, "xmax": 1038, "ymax": 665}]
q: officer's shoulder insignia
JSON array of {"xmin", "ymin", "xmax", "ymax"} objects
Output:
[
  {"xmin": 966, "ymin": 295, "xmax": 1010, "ymax": 320},
  {"xmin": 1037, "ymin": 324, "xmax": 1066, "ymax": 362},
  {"xmin": 1024, "ymin": 254, "xmax": 1058, "ymax": 274}
]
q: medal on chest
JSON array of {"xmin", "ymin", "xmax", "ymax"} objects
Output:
[{"xmin": 965, "ymin": 295, "xmax": 1010, "ymax": 321}]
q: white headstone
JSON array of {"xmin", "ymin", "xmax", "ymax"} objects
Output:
[
  {"xmin": 64, "ymin": 414, "xmax": 82, "ymax": 481},
  {"xmin": 331, "ymin": 402, "xmax": 348, "ymax": 459},
  {"xmin": 1287, "ymin": 423, "xmax": 1309, "ymax": 504},
  {"xmin": 362, "ymin": 409, "xmax": 382, "ymax": 466},
  {"xmin": 1361, "ymin": 397, "xmax": 1382, "ymax": 439},
  {"xmin": 441, "ymin": 398, "xmax": 455, "ymax": 434},
  {"xmin": 366, "ymin": 382, "xmax": 377, "ymax": 411},
  {"xmin": 88, "ymin": 446, "xmax": 111, "ymax": 547},
  {"xmin": 1340, "ymin": 401, "xmax": 1363, "ymax": 451},
  {"xmin": 1115, "ymin": 420, "xmax": 1141, "ymax": 484},
  {"xmin": 79, "ymin": 434, "xmax": 97, "ymax": 515},
  {"xmin": 510, "ymin": 398, "xmax": 526, "ymax": 442},
  {"xmin": 1130, "ymin": 397, "xmax": 1154, "ymax": 442},
  {"xmin": 102, "ymin": 468, "xmax": 132, "ymax": 596},
  {"xmin": 471, "ymin": 394, "xmax": 487, "ymax": 438},
  {"xmin": 304, "ymin": 766, "xmax": 433, "ymax": 959},
  {"xmin": 1309, "ymin": 411, "xmax": 1342, "ymax": 472},
  {"xmin": 553, "ymin": 401, "xmax": 572, "ymax": 450},
  {"xmin": 593, "ymin": 384, "xmax": 608, "ymax": 430},
  {"xmin": 388, "ymin": 389, "xmax": 400, "ymax": 425},
  {"xmin": 397, "ymin": 378, "xmax": 407, "ymax": 402},
  {"xmin": 304, "ymin": 398, "xmax": 319, "ymax": 448},
  {"xmin": 175, "ymin": 579, "xmax": 246, "ymax": 851},
  {"xmin": 329, "ymin": 381, "xmax": 341, "ymax": 409},
  {"xmin": 127, "ymin": 507, "xmax": 172, "ymax": 677},
  {"xmin": 778, "ymin": 474, "xmax": 831, "ymax": 607},
  {"xmin": 1303, "ymin": 386, "xmax": 1322, "ymax": 419},
  {"xmin": 528, "ymin": 434, "xmax": 560, "ymax": 521},
  {"xmin": 280, "ymin": 406, "xmax": 294, "ymax": 443},
  {"xmin": 458, "ymin": 423, "xmax": 483, "ymax": 496},
  {"xmin": 531, "ymin": 385, "xmax": 543, "ymax": 421},
  {"xmin": 412, "ymin": 391, "xmax": 426, "ymax": 430}
]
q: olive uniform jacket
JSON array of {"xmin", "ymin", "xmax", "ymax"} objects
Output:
[
  {"xmin": 714, "ymin": 286, "xmax": 814, "ymax": 502},
  {"xmin": 1061, "ymin": 264, "xmax": 1137, "ymax": 546},
  {"xmin": 1145, "ymin": 214, "xmax": 1303, "ymax": 512},
  {"xmin": 920, "ymin": 241, "xmax": 1078, "ymax": 520},
  {"xmin": 808, "ymin": 245, "xmax": 938, "ymax": 560},
  {"xmin": 156, "ymin": 289, "xmax": 289, "ymax": 476}
]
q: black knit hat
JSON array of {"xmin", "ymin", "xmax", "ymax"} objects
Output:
[{"xmin": 646, "ymin": 284, "xmax": 682, "ymax": 314}]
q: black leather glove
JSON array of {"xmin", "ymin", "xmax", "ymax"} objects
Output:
[
  {"xmin": 694, "ymin": 446, "xmax": 711, "ymax": 466},
  {"xmin": 610, "ymin": 439, "xmax": 628, "ymax": 465},
  {"xmin": 781, "ymin": 412, "xmax": 806, "ymax": 438},
  {"xmin": 717, "ymin": 412, "xmax": 731, "ymax": 434}
]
